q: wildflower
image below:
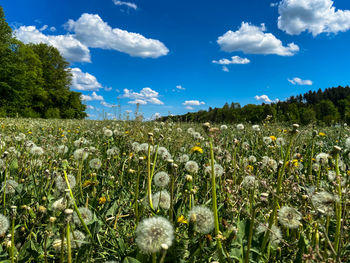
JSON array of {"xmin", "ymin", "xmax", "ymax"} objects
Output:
[
  {"xmin": 1, "ymin": 180, "xmax": 18, "ymax": 194},
  {"xmin": 191, "ymin": 146, "xmax": 203, "ymax": 154},
  {"xmin": 188, "ymin": 206, "xmax": 214, "ymax": 234},
  {"xmin": 192, "ymin": 132, "xmax": 202, "ymax": 140},
  {"xmin": 178, "ymin": 154, "xmax": 189, "ymax": 163},
  {"xmin": 132, "ymin": 142, "xmax": 141, "ymax": 153},
  {"xmin": 104, "ymin": 129, "xmax": 113, "ymax": 137},
  {"xmin": 89, "ymin": 158, "xmax": 102, "ymax": 170},
  {"xmin": 318, "ymin": 132, "xmax": 326, "ymax": 137},
  {"xmin": 276, "ymin": 137, "xmax": 285, "ymax": 146},
  {"xmin": 263, "ymin": 136, "xmax": 272, "ymax": 145},
  {"xmin": 107, "ymin": 147, "xmax": 119, "ymax": 156},
  {"xmin": 328, "ymin": 170, "xmax": 336, "ymax": 181},
  {"xmin": 57, "ymin": 145, "xmax": 68, "ymax": 154},
  {"xmin": 73, "ymin": 207, "xmax": 93, "ymax": 225},
  {"xmin": 220, "ymin": 125, "xmax": 228, "ymax": 131},
  {"xmin": 71, "ymin": 230, "xmax": 86, "ymax": 249},
  {"xmin": 30, "ymin": 146, "xmax": 44, "ymax": 156},
  {"xmin": 242, "ymin": 142, "xmax": 250, "ymax": 150},
  {"xmin": 278, "ymin": 206, "xmax": 302, "ymax": 229},
  {"xmin": 241, "ymin": 176, "xmax": 258, "ymax": 189},
  {"xmin": 152, "ymin": 191, "xmax": 171, "ymax": 210},
  {"xmin": 177, "ymin": 215, "xmax": 188, "ymax": 224},
  {"xmin": 55, "ymin": 174, "xmax": 76, "ymax": 192},
  {"xmin": 345, "ymin": 137, "xmax": 350, "ymax": 149},
  {"xmin": 248, "ymin": 155, "xmax": 257, "ymax": 163},
  {"xmin": 269, "ymin": 136, "xmax": 277, "ymax": 141},
  {"xmin": 153, "ymin": 172, "xmax": 170, "ymax": 188},
  {"xmin": 99, "ymin": 196, "xmax": 107, "ymax": 205},
  {"xmin": 73, "ymin": 148, "xmax": 89, "ymax": 161},
  {"xmin": 0, "ymin": 213, "xmax": 10, "ymax": 235},
  {"xmin": 185, "ymin": 161, "xmax": 199, "ymax": 173},
  {"xmin": 315, "ymin": 153, "xmax": 329, "ymax": 164},
  {"xmin": 237, "ymin": 124, "xmax": 244, "ymax": 130},
  {"xmin": 136, "ymin": 216, "xmax": 174, "ymax": 253},
  {"xmin": 312, "ymin": 191, "xmax": 336, "ymax": 216},
  {"xmin": 205, "ymin": 164, "xmax": 224, "ymax": 177},
  {"xmin": 52, "ymin": 198, "xmax": 68, "ymax": 211},
  {"xmin": 252, "ymin": 125, "xmax": 260, "ymax": 131}
]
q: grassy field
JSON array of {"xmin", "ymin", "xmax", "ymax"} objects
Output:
[{"xmin": 0, "ymin": 118, "xmax": 349, "ymax": 262}]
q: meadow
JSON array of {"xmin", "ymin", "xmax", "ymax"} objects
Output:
[{"xmin": 0, "ymin": 118, "xmax": 349, "ymax": 263}]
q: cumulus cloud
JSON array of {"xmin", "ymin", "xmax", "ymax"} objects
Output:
[
  {"xmin": 39, "ymin": 25, "xmax": 48, "ymax": 31},
  {"xmin": 288, "ymin": 77, "xmax": 313, "ymax": 85},
  {"xmin": 81, "ymin": 92, "xmax": 104, "ymax": 101},
  {"xmin": 222, "ymin": 66, "xmax": 229, "ymax": 72},
  {"xmin": 212, "ymin": 55, "xmax": 250, "ymax": 65},
  {"xmin": 255, "ymin": 95, "xmax": 279, "ymax": 103},
  {"xmin": 71, "ymin": 68, "xmax": 102, "ymax": 91},
  {"xmin": 185, "ymin": 106, "xmax": 194, "ymax": 110},
  {"xmin": 14, "ymin": 26, "xmax": 91, "ymax": 63},
  {"xmin": 183, "ymin": 100, "xmax": 205, "ymax": 106},
  {"xmin": 120, "ymin": 87, "xmax": 164, "ymax": 105},
  {"xmin": 277, "ymin": 0, "xmax": 350, "ymax": 36},
  {"xmin": 217, "ymin": 22, "xmax": 299, "ymax": 56},
  {"xmin": 113, "ymin": 0, "xmax": 137, "ymax": 10},
  {"xmin": 66, "ymin": 13, "xmax": 169, "ymax": 58},
  {"xmin": 176, "ymin": 85, "xmax": 185, "ymax": 90}
]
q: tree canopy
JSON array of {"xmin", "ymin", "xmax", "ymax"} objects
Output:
[{"xmin": 0, "ymin": 6, "xmax": 87, "ymax": 119}]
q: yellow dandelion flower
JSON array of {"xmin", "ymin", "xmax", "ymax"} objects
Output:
[
  {"xmin": 98, "ymin": 196, "xmax": 106, "ymax": 205},
  {"xmin": 177, "ymin": 215, "xmax": 188, "ymax": 224},
  {"xmin": 82, "ymin": 180, "xmax": 93, "ymax": 187},
  {"xmin": 347, "ymin": 170, "xmax": 350, "ymax": 176},
  {"xmin": 246, "ymin": 165, "xmax": 254, "ymax": 172},
  {"xmin": 191, "ymin": 146, "xmax": 203, "ymax": 154},
  {"xmin": 125, "ymin": 131, "xmax": 129, "ymax": 134},
  {"xmin": 129, "ymin": 152, "xmax": 133, "ymax": 158},
  {"xmin": 269, "ymin": 136, "xmax": 277, "ymax": 141},
  {"xmin": 318, "ymin": 132, "xmax": 326, "ymax": 136}
]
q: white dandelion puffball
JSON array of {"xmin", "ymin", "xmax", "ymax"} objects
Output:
[
  {"xmin": 136, "ymin": 216, "xmax": 174, "ymax": 253},
  {"xmin": 153, "ymin": 172, "xmax": 170, "ymax": 188},
  {"xmin": 152, "ymin": 191, "xmax": 171, "ymax": 210},
  {"xmin": 89, "ymin": 158, "xmax": 102, "ymax": 170},
  {"xmin": 188, "ymin": 206, "xmax": 214, "ymax": 234},
  {"xmin": 185, "ymin": 161, "xmax": 199, "ymax": 173},
  {"xmin": 104, "ymin": 129, "xmax": 113, "ymax": 137},
  {"xmin": 73, "ymin": 148, "xmax": 89, "ymax": 161},
  {"xmin": 2, "ymin": 180, "xmax": 18, "ymax": 194},
  {"xmin": 278, "ymin": 206, "xmax": 302, "ymax": 229},
  {"xmin": 73, "ymin": 207, "xmax": 93, "ymax": 225},
  {"xmin": 0, "ymin": 213, "xmax": 10, "ymax": 235},
  {"xmin": 237, "ymin": 124, "xmax": 244, "ymax": 130},
  {"xmin": 55, "ymin": 174, "xmax": 76, "ymax": 192}
]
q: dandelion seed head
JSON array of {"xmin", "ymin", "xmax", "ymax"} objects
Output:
[
  {"xmin": 0, "ymin": 213, "xmax": 10, "ymax": 235},
  {"xmin": 73, "ymin": 207, "xmax": 93, "ymax": 225},
  {"xmin": 2, "ymin": 180, "xmax": 18, "ymax": 194},
  {"xmin": 278, "ymin": 206, "xmax": 302, "ymax": 229},
  {"xmin": 152, "ymin": 190, "xmax": 171, "ymax": 210},
  {"xmin": 189, "ymin": 206, "xmax": 214, "ymax": 234},
  {"xmin": 241, "ymin": 176, "xmax": 258, "ymax": 189},
  {"xmin": 89, "ymin": 158, "xmax": 102, "ymax": 170},
  {"xmin": 185, "ymin": 161, "xmax": 199, "ymax": 173},
  {"xmin": 55, "ymin": 174, "xmax": 76, "ymax": 192},
  {"xmin": 73, "ymin": 148, "xmax": 89, "ymax": 161},
  {"xmin": 153, "ymin": 172, "xmax": 170, "ymax": 188},
  {"xmin": 30, "ymin": 146, "xmax": 44, "ymax": 156},
  {"xmin": 312, "ymin": 191, "xmax": 336, "ymax": 216},
  {"xmin": 104, "ymin": 129, "xmax": 113, "ymax": 137},
  {"xmin": 316, "ymin": 153, "xmax": 329, "ymax": 164},
  {"xmin": 136, "ymin": 216, "xmax": 174, "ymax": 253},
  {"xmin": 237, "ymin": 124, "xmax": 244, "ymax": 130}
]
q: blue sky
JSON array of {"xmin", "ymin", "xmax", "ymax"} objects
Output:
[{"xmin": 2, "ymin": 0, "xmax": 350, "ymax": 119}]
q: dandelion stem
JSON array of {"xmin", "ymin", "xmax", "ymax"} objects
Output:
[
  {"xmin": 63, "ymin": 170, "xmax": 92, "ymax": 239},
  {"xmin": 334, "ymin": 152, "xmax": 342, "ymax": 257},
  {"xmin": 66, "ymin": 222, "xmax": 72, "ymax": 263},
  {"xmin": 147, "ymin": 144, "xmax": 154, "ymax": 210},
  {"xmin": 209, "ymin": 138, "xmax": 225, "ymax": 262},
  {"xmin": 245, "ymin": 204, "xmax": 256, "ymax": 263},
  {"xmin": 11, "ymin": 215, "xmax": 15, "ymax": 263}
]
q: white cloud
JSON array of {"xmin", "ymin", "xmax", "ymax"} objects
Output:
[
  {"xmin": 104, "ymin": 87, "xmax": 113, "ymax": 91},
  {"xmin": 49, "ymin": 26, "xmax": 56, "ymax": 32},
  {"xmin": 66, "ymin": 13, "xmax": 169, "ymax": 58},
  {"xmin": 288, "ymin": 77, "xmax": 313, "ymax": 85},
  {"xmin": 183, "ymin": 100, "xmax": 205, "ymax": 106},
  {"xmin": 86, "ymin": 105, "xmax": 95, "ymax": 109},
  {"xmin": 185, "ymin": 106, "xmax": 194, "ymax": 110},
  {"xmin": 120, "ymin": 87, "xmax": 164, "ymax": 105},
  {"xmin": 217, "ymin": 22, "xmax": 299, "ymax": 56},
  {"xmin": 255, "ymin": 95, "xmax": 279, "ymax": 103},
  {"xmin": 39, "ymin": 25, "xmax": 48, "ymax": 31},
  {"xmin": 81, "ymin": 92, "xmax": 104, "ymax": 101},
  {"xmin": 113, "ymin": 0, "xmax": 137, "ymax": 10},
  {"xmin": 14, "ymin": 26, "xmax": 91, "ymax": 63},
  {"xmin": 212, "ymin": 55, "xmax": 250, "ymax": 65},
  {"xmin": 277, "ymin": 0, "xmax": 350, "ymax": 36},
  {"xmin": 176, "ymin": 85, "xmax": 185, "ymax": 90},
  {"xmin": 71, "ymin": 68, "xmax": 102, "ymax": 91},
  {"xmin": 222, "ymin": 66, "xmax": 229, "ymax": 72},
  {"xmin": 101, "ymin": 101, "xmax": 115, "ymax": 107}
]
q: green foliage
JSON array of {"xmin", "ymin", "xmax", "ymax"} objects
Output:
[
  {"xmin": 0, "ymin": 6, "xmax": 86, "ymax": 119},
  {"xmin": 163, "ymin": 86, "xmax": 350, "ymax": 125}
]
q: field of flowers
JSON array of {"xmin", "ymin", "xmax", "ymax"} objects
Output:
[{"xmin": 0, "ymin": 118, "xmax": 349, "ymax": 262}]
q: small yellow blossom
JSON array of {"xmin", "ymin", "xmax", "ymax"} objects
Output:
[
  {"xmin": 129, "ymin": 152, "xmax": 133, "ymax": 158},
  {"xmin": 191, "ymin": 146, "xmax": 203, "ymax": 154},
  {"xmin": 246, "ymin": 165, "xmax": 254, "ymax": 172},
  {"xmin": 99, "ymin": 196, "xmax": 106, "ymax": 205},
  {"xmin": 318, "ymin": 132, "xmax": 326, "ymax": 136},
  {"xmin": 269, "ymin": 136, "xmax": 277, "ymax": 141},
  {"xmin": 125, "ymin": 131, "xmax": 129, "ymax": 134},
  {"xmin": 177, "ymin": 215, "xmax": 188, "ymax": 224}
]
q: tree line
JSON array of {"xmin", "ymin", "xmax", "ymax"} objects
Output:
[
  {"xmin": 162, "ymin": 86, "xmax": 350, "ymax": 125},
  {"xmin": 0, "ymin": 6, "xmax": 87, "ymax": 119}
]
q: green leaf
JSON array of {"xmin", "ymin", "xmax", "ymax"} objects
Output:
[{"xmin": 123, "ymin": 256, "xmax": 141, "ymax": 263}]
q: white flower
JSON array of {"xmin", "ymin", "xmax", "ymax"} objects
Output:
[
  {"xmin": 188, "ymin": 206, "xmax": 214, "ymax": 234},
  {"xmin": 153, "ymin": 172, "xmax": 170, "ymax": 188},
  {"xmin": 152, "ymin": 190, "xmax": 171, "ymax": 210},
  {"xmin": 104, "ymin": 129, "xmax": 113, "ymax": 137},
  {"xmin": 73, "ymin": 148, "xmax": 89, "ymax": 161},
  {"xmin": 252, "ymin": 125, "xmax": 260, "ymax": 131},
  {"xmin": 136, "ymin": 216, "xmax": 174, "ymax": 253},
  {"xmin": 185, "ymin": 161, "xmax": 199, "ymax": 173},
  {"xmin": 237, "ymin": 124, "xmax": 244, "ymax": 130}
]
